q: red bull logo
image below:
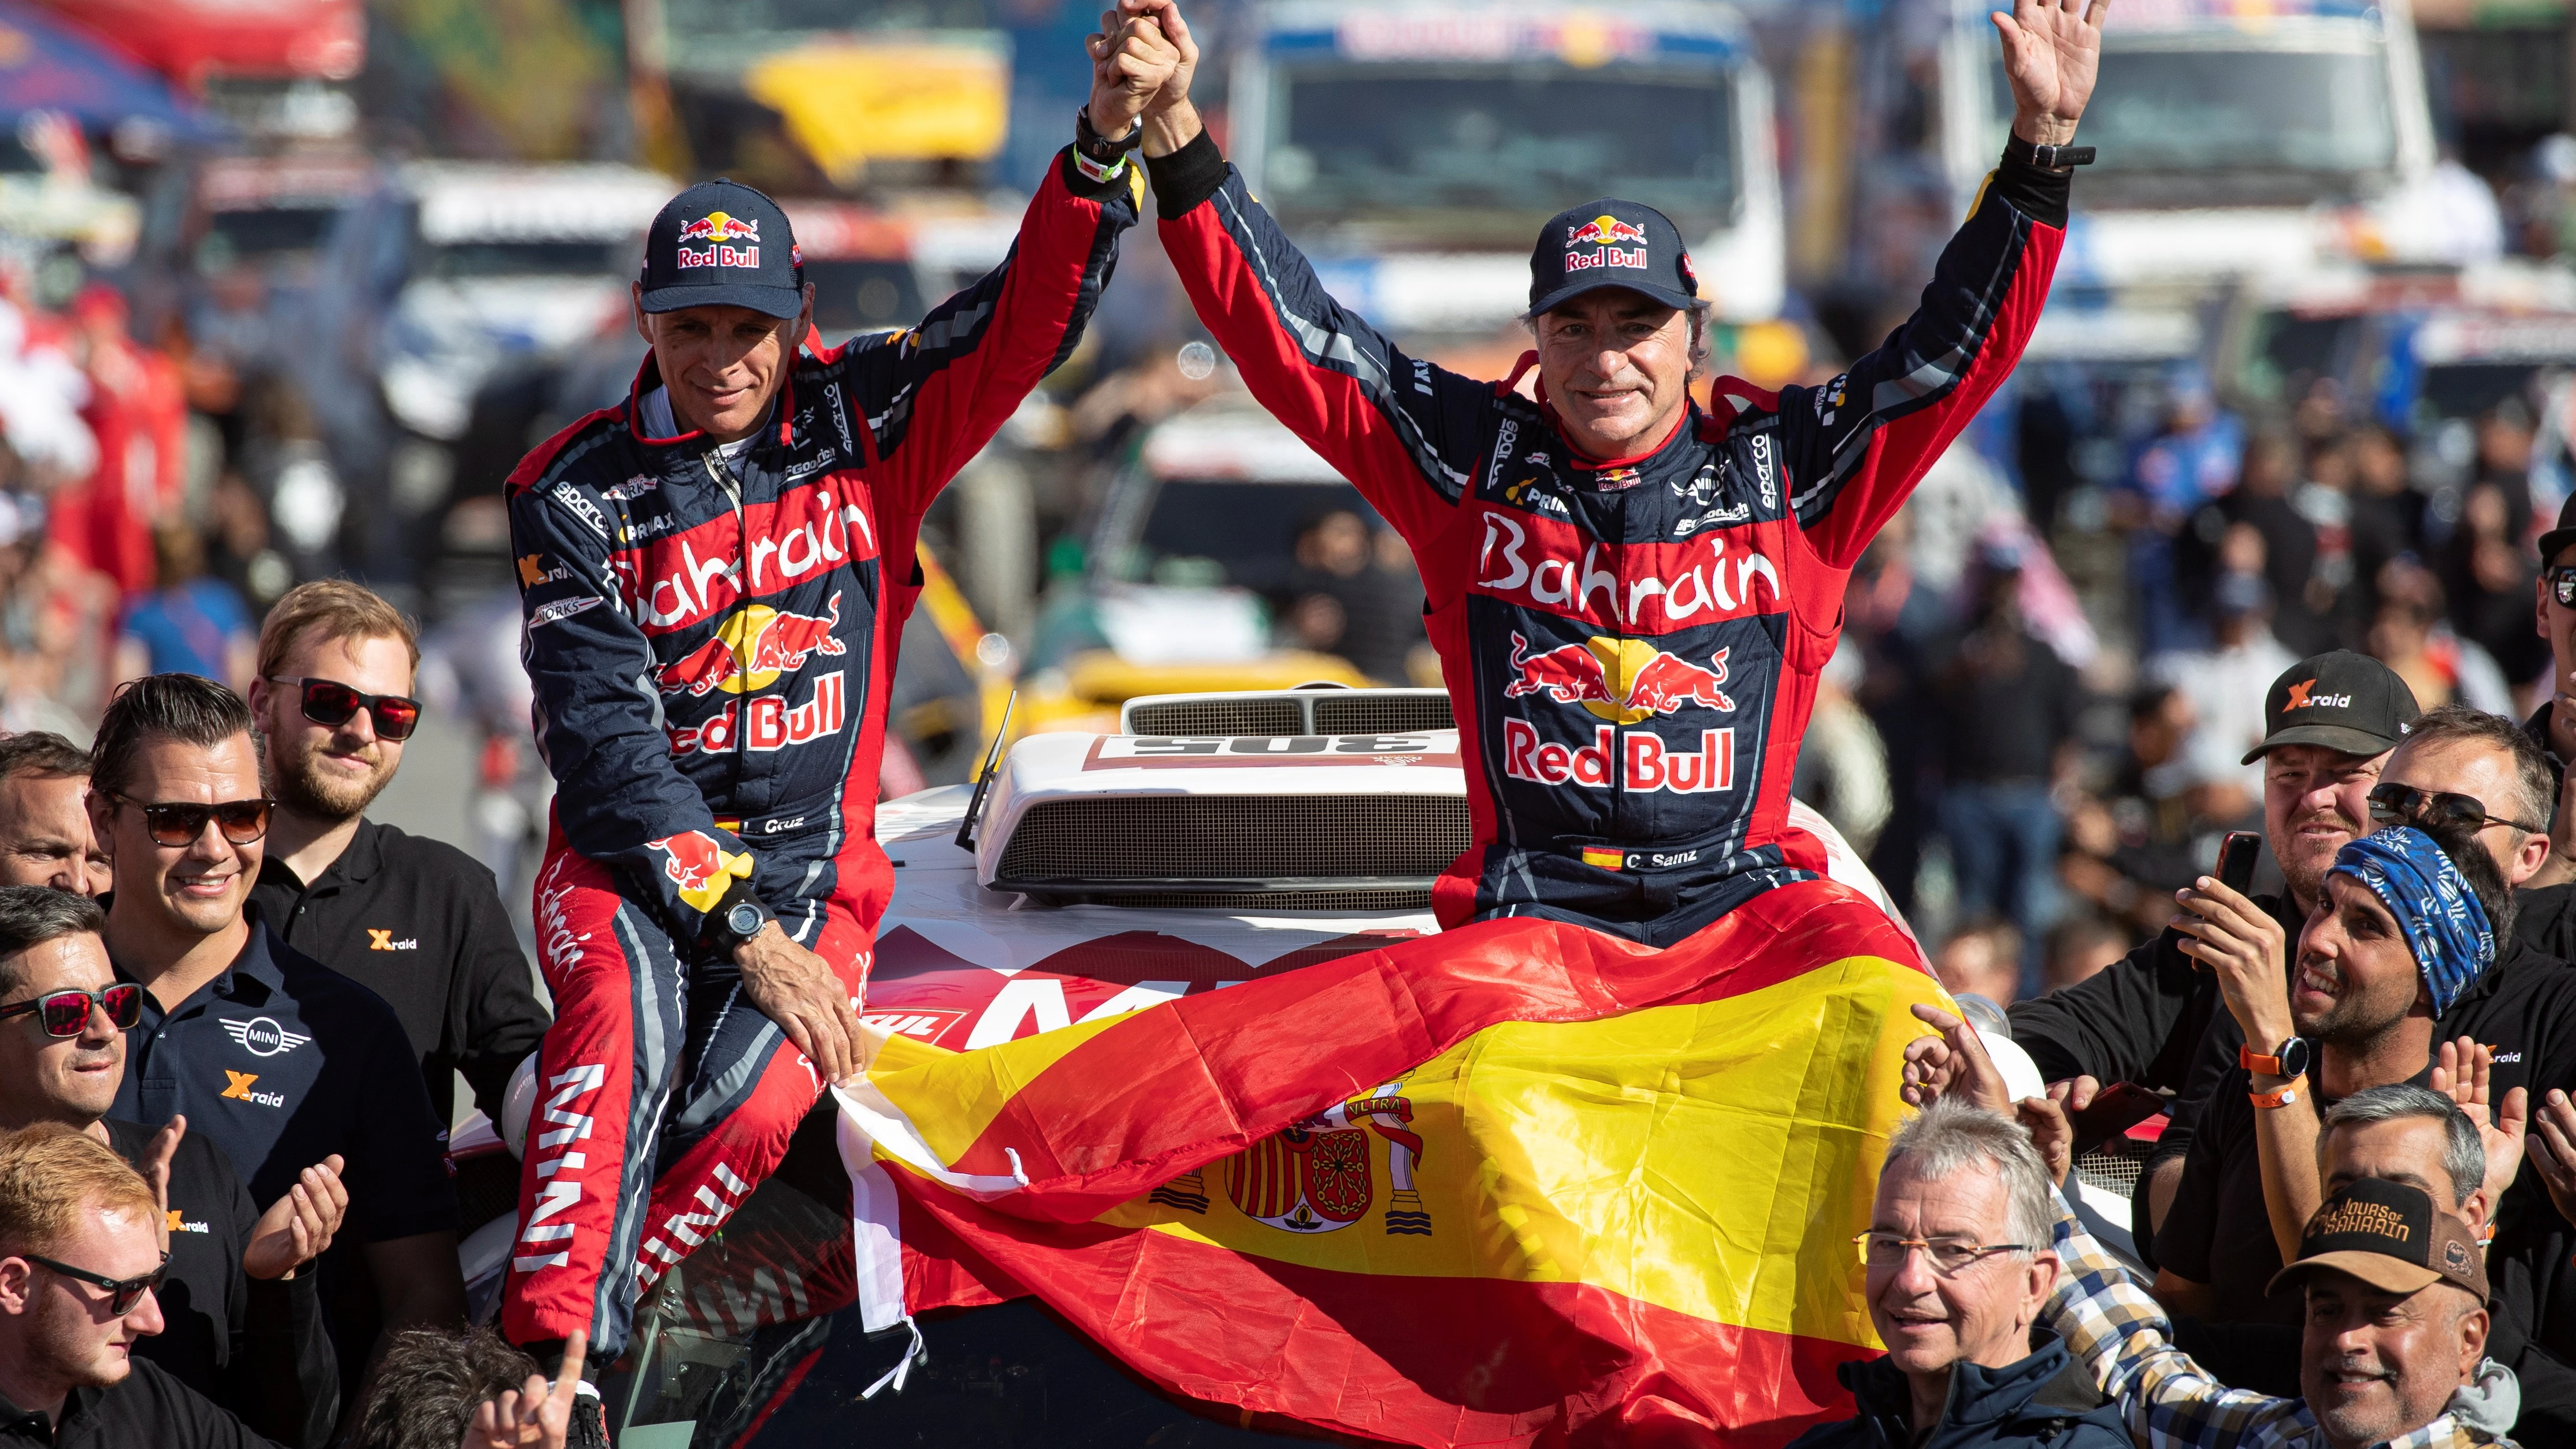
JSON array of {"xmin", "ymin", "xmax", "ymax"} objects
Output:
[
  {"xmin": 667, "ymin": 671, "xmax": 847, "ymax": 755},
  {"xmin": 658, "ymin": 596, "xmax": 845, "ymax": 697},
  {"xmin": 674, "ymin": 211, "xmax": 761, "ymax": 270},
  {"xmin": 1501, "ymin": 722, "xmax": 1735, "ymax": 794},
  {"xmin": 1567, "ymin": 214, "xmax": 1649, "ymax": 248},
  {"xmin": 1504, "ymin": 633, "xmax": 1734, "ymax": 723},
  {"xmin": 647, "ymin": 830, "xmax": 748, "ymax": 912}
]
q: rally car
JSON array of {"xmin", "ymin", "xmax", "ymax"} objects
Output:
[{"xmin": 454, "ymin": 685, "xmax": 2142, "ymax": 1445}]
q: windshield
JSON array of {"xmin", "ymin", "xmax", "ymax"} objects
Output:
[
  {"xmin": 196, "ymin": 206, "xmax": 346, "ymax": 272},
  {"xmin": 1267, "ymin": 62, "xmax": 1736, "ymax": 228},
  {"xmin": 1113, "ymin": 480, "xmax": 1395, "ymax": 596},
  {"xmin": 661, "ymin": 0, "xmax": 986, "ymax": 34},
  {"xmin": 1989, "ymin": 47, "xmax": 2393, "ymax": 177},
  {"xmin": 421, "ymin": 240, "xmax": 625, "ymax": 280}
]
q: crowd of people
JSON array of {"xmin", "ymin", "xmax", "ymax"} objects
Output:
[{"xmin": 0, "ymin": 580, "xmax": 563, "ymax": 1447}]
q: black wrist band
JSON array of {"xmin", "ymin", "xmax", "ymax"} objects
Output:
[
  {"xmin": 1075, "ymin": 105, "xmax": 1144, "ymax": 165},
  {"xmin": 2005, "ymin": 131, "xmax": 2094, "ymax": 172}
]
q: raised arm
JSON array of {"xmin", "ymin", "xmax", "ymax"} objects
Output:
[
  {"xmin": 1124, "ymin": 3, "xmax": 1492, "ymax": 547},
  {"xmin": 1761, "ymin": 0, "xmax": 2103, "ymax": 568},
  {"xmin": 814, "ymin": 23, "xmax": 1156, "ymax": 518}
]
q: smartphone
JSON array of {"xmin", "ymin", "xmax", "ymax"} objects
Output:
[
  {"xmin": 2215, "ymin": 830, "xmax": 2263, "ymax": 894},
  {"xmin": 2069, "ymin": 1082, "xmax": 2168, "ymax": 1154}
]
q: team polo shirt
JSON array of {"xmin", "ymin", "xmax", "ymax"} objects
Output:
[
  {"xmin": 248, "ymin": 818, "xmax": 550, "ymax": 1124},
  {"xmin": 109, "ymin": 904, "xmax": 457, "ymax": 1242}
]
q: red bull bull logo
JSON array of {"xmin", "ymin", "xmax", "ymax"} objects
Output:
[
  {"xmin": 658, "ymin": 596, "xmax": 845, "ymax": 697},
  {"xmin": 1504, "ymin": 633, "xmax": 1734, "ymax": 723},
  {"xmin": 674, "ymin": 210, "xmax": 761, "ymax": 269},
  {"xmin": 647, "ymin": 830, "xmax": 749, "ymax": 913},
  {"xmin": 1567, "ymin": 214, "xmax": 1649, "ymax": 248}
]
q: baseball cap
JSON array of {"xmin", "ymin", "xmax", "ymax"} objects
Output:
[
  {"xmin": 2541, "ymin": 492, "xmax": 2576, "ymax": 567},
  {"xmin": 639, "ymin": 179, "xmax": 803, "ymax": 320},
  {"xmin": 2267, "ymin": 1177, "xmax": 2488, "ymax": 1305},
  {"xmin": 2241, "ymin": 649, "xmax": 2421, "ymax": 766},
  {"xmin": 1527, "ymin": 199, "xmax": 1699, "ymax": 319}
]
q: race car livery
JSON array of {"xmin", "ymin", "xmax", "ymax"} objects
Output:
[
  {"xmin": 501, "ymin": 147, "xmax": 1142, "ymax": 1355},
  {"xmin": 1150, "ymin": 133, "xmax": 2066, "ymax": 945}
]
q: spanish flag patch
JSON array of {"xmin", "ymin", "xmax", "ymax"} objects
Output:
[{"xmin": 1580, "ymin": 846, "xmax": 1624, "ymax": 870}]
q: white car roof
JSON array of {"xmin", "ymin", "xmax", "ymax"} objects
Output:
[{"xmin": 398, "ymin": 161, "xmax": 677, "ymax": 246}]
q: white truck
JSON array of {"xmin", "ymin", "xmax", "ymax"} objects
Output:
[
  {"xmin": 1925, "ymin": 0, "xmax": 2449, "ymax": 366},
  {"xmin": 1227, "ymin": 0, "xmax": 1786, "ymax": 340}
]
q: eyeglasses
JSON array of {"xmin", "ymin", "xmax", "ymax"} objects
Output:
[
  {"xmin": 107, "ymin": 793, "xmax": 273, "ymax": 849},
  {"xmin": 1854, "ymin": 1232, "xmax": 2035, "ymax": 1275},
  {"xmin": 0, "ymin": 984, "xmax": 142, "ymax": 1037},
  {"xmin": 268, "ymin": 677, "xmax": 421, "ymax": 742},
  {"xmin": 22, "ymin": 1250, "xmax": 166, "ymax": 1315},
  {"xmin": 2549, "ymin": 564, "xmax": 2576, "ymax": 608},
  {"xmin": 2367, "ymin": 782, "xmax": 2542, "ymax": 837}
]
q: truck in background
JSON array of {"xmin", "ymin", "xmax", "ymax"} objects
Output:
[{"xmin": 1228, "ymin": 0, "xmax": 1786, "ymax": 346}]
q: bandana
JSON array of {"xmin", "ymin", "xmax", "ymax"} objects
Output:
[{"xmin": 2328, "ymin": 826, "xmax": 2495, "ymax": 1015}]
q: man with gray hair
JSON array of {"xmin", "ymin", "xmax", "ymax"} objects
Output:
[
  {"xmin": 0, "ymin": 733, "xmax": 105, "ymax": 896},
  {"xmin": 1789, "ymin": 1096, "xmax": 2129, "ymax": 1447}
]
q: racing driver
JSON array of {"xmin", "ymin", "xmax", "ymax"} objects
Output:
[
  {"xmin": 1111, "ymin": 0, "xmax": 2101, "ymax": 943},
  {"xmin": 497, "ymin": 24, "xmax": 1179, "ymax": 1411}
]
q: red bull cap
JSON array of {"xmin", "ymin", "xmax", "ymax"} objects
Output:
[
  {"xmin": 1528, "ymin": 198, "xmax": 1699, "ymax": 319},
  {"xmin": 642, "ymin": 179, "xmax": 804, "ymax": 320}
]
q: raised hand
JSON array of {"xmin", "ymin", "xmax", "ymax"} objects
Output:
[
  {"xmin": 1086, "ymin": 5, "xmax": 1183, "ymax": 139},
  {"xmin": 243, "ymin": 1155, "xmax": 348, "ymax": 1280},
  {"xmin": 2170, "ymin": 875, "xmax": 2292, "ymax": 1052},
  {"xmin": 2433, "ymin": 1037, "xmax": 2525, "ymax": 1230},
  {"xmin": 1901, "ymin": 1002, "xmax": 2015, "ymax": 1116},
  {"xmin": 2530, "ymin": 1089, "xmax": 2576, "ymax": 1229},
  {"xmin": 1994, "ymin": 0, "xmax": 2107, "ymax": 146},
  {"xmin": 2025, "ymin": 1088, "xmax": 2077, "ymax": 1188},
  {"xmin": 463, "ymin": 1331, "xmax": 587, "ymax": 1449}
]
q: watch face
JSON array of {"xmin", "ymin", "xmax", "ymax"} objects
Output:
[
  {"xmin": 728, "ymin": 903, "xmax": 763, "ymax": 937},
  {"xmin": 2279, "ymin": 1037, "xmax": 2311, "ymax": 1079}
]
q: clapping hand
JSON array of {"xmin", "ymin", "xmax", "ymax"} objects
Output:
[{"xmin": 243, "ymin": 1156, "xmax": 348, "ymax": 1280}]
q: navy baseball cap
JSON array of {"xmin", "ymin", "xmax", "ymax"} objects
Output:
[
  {"xmin": 1528, "ymin": 198, "xmax": 1699, "ymax": 318},
  {"xmin": 639, "ymin": 179, "xmax": 804, "ymax": 319}
]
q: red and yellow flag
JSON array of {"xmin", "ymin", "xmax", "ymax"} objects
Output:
[{"xmin": 839, "ymin": 877, "xmax": 1943, "ymax": 1446}]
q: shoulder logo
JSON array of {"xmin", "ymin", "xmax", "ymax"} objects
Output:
[
  {"xmin": 530, "ymin": 595, "xmax": 604, "ymax": 630},
  {"xmin": 600, "ymin": 475, "xmax": 659, "ymax": 502},
  {"xmin": 165, "ymin": 1209, "xmax": 210, "ymax": 1233},
  {"xmin": 366, "ymin": 929, "xmax": 419, "ymax": 952},
  {"xmin": 220, "ymin": 1016, "xmax": 312, "ymax": 1058}
]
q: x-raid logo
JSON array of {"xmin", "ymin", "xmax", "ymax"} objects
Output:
[{"xmin": 2284, "ymin": 679, "xmax": 2352, "ymax": 711}]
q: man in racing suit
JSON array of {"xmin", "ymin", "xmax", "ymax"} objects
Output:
[
  {"xmin": 498, "ymin": 30, "xmax": 1176, "ymax": 1388},
  {"xmin": 1114, "ymin": 0, "xmax": 2099, "ymax": 944}
]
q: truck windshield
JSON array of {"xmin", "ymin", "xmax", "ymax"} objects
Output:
[
  {"xmin": 660, "ymin": 0, "xmax": 988, "ymax": 34},
  {"xmin": 1267, "ymin": 63, "xmax": 1736, "ymax": 228},
  {"xmin": 1990, "ymin": 47, "xmax": 2393, "ymax": 178},
  {"xmin": 422, "ymin": 240, "xmax": 625, "ymax": 280}
]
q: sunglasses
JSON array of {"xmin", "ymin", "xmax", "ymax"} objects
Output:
[
  {"xmin": 2551, "ymin": 564, "xmax": 2576, "ymax": 608},
  {"xmin": 268, "ymin": 677, "xmax": 421, "ymax": 742},
  {"xmin": 0, "ymin": 983, "xmax": 142, "ymax": 1037},
  {"xmin": 23, "ymin": 1250, "xmax": 166, "ymax": 1316},
  {"xmin": 2367, "ymin": 782, "xmax": 2542, "ymax": 836},
  {"xmin": 109, "ymin": 793, "xmax": 273, "ymax": 849}
]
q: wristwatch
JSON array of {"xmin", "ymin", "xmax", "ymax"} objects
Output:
[
  {"xmin": 1074, "ymin": 105, "xmax": 1143, "ymax": 167},
  {"xmin": 2240, "ymin": 1036, "xmax": 2311, "ymax": 1080},
  {"xmin": 712, "ymin": 879, "xmax": 773, "ymax": 953},
  {"xmin": 2005, "ymin": 132, "xmax": 2096, "ymax": 171}
]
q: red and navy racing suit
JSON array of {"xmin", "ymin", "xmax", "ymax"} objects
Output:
[
  {"xmin": 1149, "ymin": 133, "xmax": 2067, "ymax": 947},
  {"xmin": 500, "ymin": 148, "xmax": 1141, "ymax": 1356}
]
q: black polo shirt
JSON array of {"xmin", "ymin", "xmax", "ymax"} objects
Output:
[
  {"xmin": 248, "ymin": 818, "xmax": 548, "ymax": 1124},
  {"xmin": 107, "ymin": 905, "xmax": 456, "ymax": 1243},
  {"xmin": 99, "ymin": 1119, "xmax": 335, "ymax": 1448},
  {"xmin": 0, "ymin": 1358, "xmax": 276, "ymax": 1448}
]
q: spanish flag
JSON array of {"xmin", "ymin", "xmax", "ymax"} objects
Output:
[{"xmin": 837, "ymin": 876, "xmax": 1943, "ymax": 1446}]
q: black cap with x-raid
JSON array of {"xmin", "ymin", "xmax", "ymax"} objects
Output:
[
  {"xmin": 1527, "ymin": 198, "xmax": 1700, "ymax": 318},
  {"xmin": 2240, "ymin": 649, "xmax": 2423, "ymax": 766},
  {"xmin": 639, "ymin": 179, "xmax": 804, "ymax": 320}
]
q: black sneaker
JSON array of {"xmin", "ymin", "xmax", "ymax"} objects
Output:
[{"xmin": 569, "ymin": 1385, "xmax": 608, "ymax": 1449}]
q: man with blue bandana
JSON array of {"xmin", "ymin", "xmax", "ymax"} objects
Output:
[{"xmin": 2152, "ymin": 819, "xmax": 2517, "ymax": 1332}]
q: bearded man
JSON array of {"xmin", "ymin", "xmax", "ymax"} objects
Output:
[{"xmin": 246, "ymin": 581, "xmax": 549, "ymax": 1127}]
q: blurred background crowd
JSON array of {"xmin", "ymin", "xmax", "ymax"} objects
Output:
[{"xmin": 8, "ymin": 0, "xmax": 2576, "ymax": 976}]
